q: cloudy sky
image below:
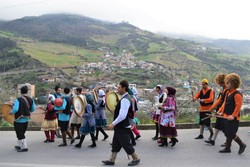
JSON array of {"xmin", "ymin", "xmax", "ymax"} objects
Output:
[{"xmin": 0, "ymin": 0, "xmax": 249, "ymax": 40}]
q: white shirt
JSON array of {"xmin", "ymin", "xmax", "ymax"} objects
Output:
[{"xmin": 112, "ymin": 93, "xmax": 131, "ymax": 127}]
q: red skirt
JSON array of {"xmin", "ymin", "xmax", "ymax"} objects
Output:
[{"xmin": 160, "ymin": 125, "xmax": 177, "ymax": 138}]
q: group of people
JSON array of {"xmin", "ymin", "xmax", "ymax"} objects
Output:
[
  {"xmin": 192, "ymin": 73, "xmax": 247, "ymax": 154},
  {"xmin": 151, "ymin": 85, "xmax": 178, "ymax": 147},
  {"xmin": 9, "ymin": 73, "xmax": 247, "ymax": 166},
  {"xmin": 150, "ymin": 72, "xmax": 247, "ymax": 155},
  {"xmin": 10, "ymin": 80, "xmax": 141, "ymax": 166}
]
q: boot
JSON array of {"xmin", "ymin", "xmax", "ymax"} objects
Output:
[
  {"xmin": 207, "ymin": 126, "xmax": 213, "ymax": 141},
  {"xmin": 75, "ymin": 135, "xmax": 85, "ymax": 148},
  {"xmin": 58, "ymin": 131, "xmax": 67, "ymax": 147},
  {"xmin": 76, "ymin": 124, "xmax": 81, "ymax": 139},
  {"xmin": 44, "ymin": 131, "xmax": 50, "ymax": 143},
  {"xmin": 99, "ymin": 127, "xmax": 109, "ymax": 141},
  {"xmin": 88, "ymin": 133, "xmax": 96, "ymax": 148},
  {"xmin": 171, "ymin": 138, "xmax": 178, "ymax": 147},
  {"xmin": 102, "ymin": 152, "xmax": 117, "ymax": 165},
  {"xmin": 128, "ymin": 152, "xmax": 140, "ymax": 166},
  {"xmin": 95, "ymin": 127, "xmax": 99, "ymax": 140},
  {"xmin": 234, "ymin": 136, "xmax": 247, "ymax": 155},
  {"xmin": 205, "ymin": 140, "xmax": 215, "ymax": 145},
  {"xmin": 15, "ymin": 140, "xmax": 22, "ymax": 150},
  {"xmin": 152, "ymin": 123, "xmax": 159, "ymax": 140},
  {"xmin": 159, "ymin": 138, "xmax": 168, "ymax": 147},
  {"xmin": 70, "ymin": 126, "xmax": 75, "ymax": 139},
  {"xmin": 219, "ymin": 138, "xmax": 232, "ymax": 153},
  {"xmin": 17, "ymin": 139, "xmax": 28, "ymax": 152},
  {"xmin": 130, "ymin": 130, "xmax": 136, "ymax": 146},
  {"xmin": 50, "ymin": 131, "xmax": 55, "ymax": 142}
]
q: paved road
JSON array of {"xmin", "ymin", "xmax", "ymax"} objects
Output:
[{"xmin": 0, "ymin": 127, "xmax": 249, "ymax": 167}]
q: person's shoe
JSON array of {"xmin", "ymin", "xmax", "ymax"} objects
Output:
[
  {"xmin": 219, "ymin": 148, "xmax": 231, "ymax": 153},
  {"xmin": 49, "ymin": 139, "xmax": 55, "ymax": 142},
  {"xmin": 88, "ymin": 144, "xmax": 96, "ymax": 148},
  {"xmin": 195, "ymin": 134, "xmax": 204, "ymax": 139},
  {"xmin": 75, "ymin": 143, "xmax": 81, "ymax": 148},
  {"xmin": 152, "ymin": 136, "xmax": 158, "ymax": 140},
  {"xmin": 171, "ymin": 138, "xmax": 178, "ymax": 147},
  {"xmin": 44, "ymin": 139, "xmax": 50, "ymax": 143},
  {"xmin": 70, "ymin": 139, "xmax": 75, "ymax": 144},
  {"xmin": 102, "ymin": 135, "xmax": 109, "ymax": 141},
  {"xmin": 135, "ymin": 135, "xmax": 141, "ymax": 140},
  {"xmin": 58, "ymin": 143, "xmax": 67, "ymax": 147},
  {"xmin": 109, "ymin": 143, "xmax": 113, "ymax": 146},
  {"xmin": 95, "ymin": 136, "xmax": 98, "ymax": 141},
  {"xmin": 238, "ymin": 144, "xmax": 247, "ymax": 155},
  {"xmin": 128, "ymin": 159, "xmax": 140, "ymax": 166},
  {"xmin": 220, "ymin": 143, "xmax": 226, "ymax": 147},
  {"xmin": 14, "ymin": 146, "xmax": 21, "ymax": 150},
  {"xmin": 158, "ymin": 143, "xmax": 165, "ymax": 147},
  {"xmin": 17, "ymin": 148, "xmax": 28, "ymax": 152},
  {"xmin": 132, "ymin": 141, "xmax": 136, "ymax": 146},
  {"xmin": 102, "ymin": 160, "xmax": 115, "ymax": 165},
  {"xmin": 205, "ymin": 140, "xmax": 215, "ymax": 145}
]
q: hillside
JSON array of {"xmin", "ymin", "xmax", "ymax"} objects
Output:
[{"xmin": 0, "ymin": 14, "xmax": 250, "ymax": 88}]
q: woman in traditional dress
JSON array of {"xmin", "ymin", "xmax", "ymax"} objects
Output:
[
  {"xmin": 95, "ymin": 89, "xmax": 109, "ymax": 141},
  {"xmin": 152, "ymin": 85, "xmax": 167, "ymax": 140},
  {"xmin": 41, "ymin": 94, "xmax": 59, "ymax": 142},
  {"xmin": 158, "ymin": 86, "xmax": 178, "ymax": 147},
  {"xmin": 75, "ymin": 93, "xmax": 96, "ymax": 148}
]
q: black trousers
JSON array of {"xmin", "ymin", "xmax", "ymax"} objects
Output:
[
  {"xmin": 223, "ymin": 119, "xmax": 239, "ymax": 140},
  {"xmin": 14, "ymin": 122, "xmax": 28, "ymax": 140},
  {"xmin": 58, "ymin": 120, "xmax": 70, "ymax": 131},
  {"xmin": 112, "ymin": 128, "xmax": 135, "ymax": 155}
]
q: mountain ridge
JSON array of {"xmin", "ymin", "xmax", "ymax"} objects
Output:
[{"xmin": 0, "ymin": 13, "xmax": 250, "ymax": 88}]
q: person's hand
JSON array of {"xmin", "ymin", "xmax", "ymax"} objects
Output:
[
  {"xmin": 227, "ymin": 115, "xmax": 234, "ymax": 120},
  {"xmin": 210, "ymin": 109, "xmax": 216, "ymax": 113},
  {"xmin": 217, "ymin": 112, "xmax": 223, "ymax": 116},
  {"xmin": 108, "ymin": 123, "xmax": 114, "ymax": 130},
  {"xmin": 58, "ymin": 110, "xmax": 63, "ymax": 114}
]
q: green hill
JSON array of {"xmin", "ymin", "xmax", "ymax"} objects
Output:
[{"xmin": 0, "ymin": 14, "xmax": 250, "ymax": 88}]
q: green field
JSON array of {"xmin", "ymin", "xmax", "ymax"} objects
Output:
[{"xmin": 17, "ymin": 39, "xmax": 103, "ymax": 67}]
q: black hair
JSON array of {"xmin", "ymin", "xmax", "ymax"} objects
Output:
[
  {"xmin": 76, "ymin": 87, "xmax": 82, "ymax": 93},
  {"xmin": 55, "ymin": 85, "xmax": 61, "ymax": 91},
  {"xmin": 64, "ymin": 87, "xmax": 70, "ymax": 94},
  {"xmin": 119, "ymin": 80, "xmax": 129, "ymax": 92},
  {"xmin": 20, "ymin": 86, "xmax": 28, "ymax": 94},
  {"xmin": 156, "ymin": 85, "xmax": 162, "ymax": 90}
]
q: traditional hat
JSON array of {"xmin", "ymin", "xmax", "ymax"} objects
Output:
[{"xmin": 201, "ymin": 79, "xmax": 209, "ymax": 84}]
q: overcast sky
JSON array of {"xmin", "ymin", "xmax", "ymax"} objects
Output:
[{"xmin": 0, "ymin": 0, "xmax": 249, "ymax": 40}]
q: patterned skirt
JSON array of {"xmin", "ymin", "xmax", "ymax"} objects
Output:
[
  {"xmin": 95, "ymin": 119, "xmax": 107, "ymax": 127},
  {"xmin": 159, "ymin": 125, "xmax": 177, "ymax": 138},
  {"xmin": 41, "ymin": 118, "xmax": 59, "ymax": 131},
  {"xmin": 80, "ymin": 123, "xmax": 96, "ymax": 135}
]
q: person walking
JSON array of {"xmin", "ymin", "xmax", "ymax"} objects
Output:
[
  {"xmin": 205, "ymin": 74, "xmax": 228, "ymax": 146},
  {"xmin": 218, "ymin": 73, "xmax": 247, "ymax": 154},
  {"xmin": 10, "ymin": 85, "xmax": 36, "ymax": 152},
  {"xmin": 193, "ymin": 79, "xmax": 214, "ymax": 140},
  {"xmin": 95, "ymin": 89, "xmax": 109, "ymax": 141},
  {"xmin": 54, "ymin": 87, "xmax": 75, "ymax": 147},
  {"xmin": 75, "ymin": 93, "xmax": 97, "ymax": 148},
  {"xmin": 102, "ymin": 80, "xmax": 140, "ymax": 166}
]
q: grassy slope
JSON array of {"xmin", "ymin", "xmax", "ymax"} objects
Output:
[{"xmin": 16, "ymin": 38, "xmax": 103, "ymax": 68}]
